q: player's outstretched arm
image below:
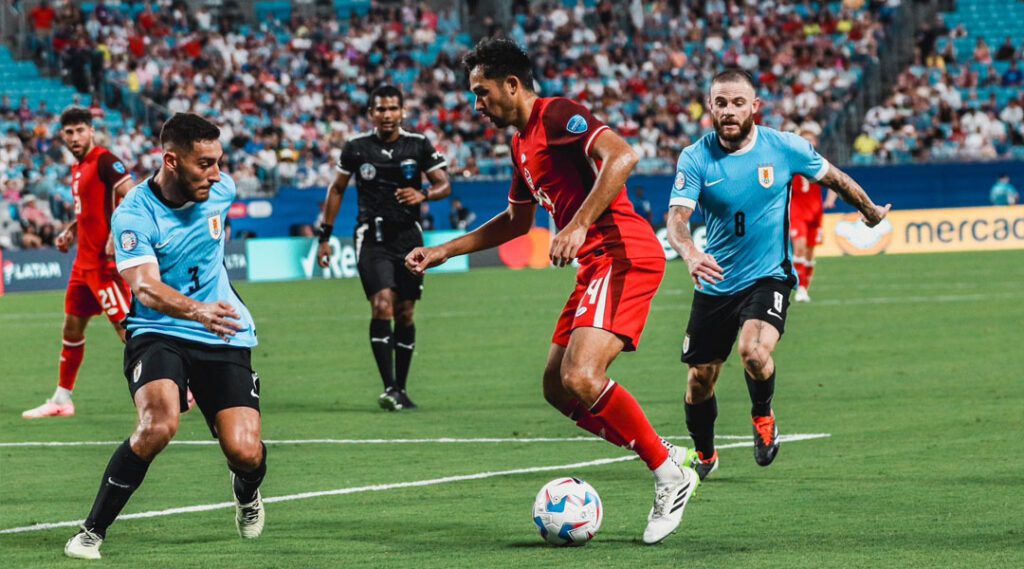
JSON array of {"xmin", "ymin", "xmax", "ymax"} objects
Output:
[
  {"xmin": 818, "ymin": 164, "xmax": 891, "ymax": 227},
  {"xmin": 121, "ymin": 263, "xmax": 243, "ymax": 341},
  {"xmin": 549, "ymin": 130, "xmax": 637, "ymax": 266},
  {"xmin": 666, "ymin": 205, "xmax": 724, "ymax": 290},
  {"xmin": 405, "ymin": 201, "xmax": 536, "ymax": 275},
  {"xmin": 317, "ymin": 170, "xmax": 351, "ymax": 268}
]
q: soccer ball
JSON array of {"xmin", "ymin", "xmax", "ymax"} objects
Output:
[{"xmin": 532, "ymin": 477, "xmax": 603, "ymax": 546}]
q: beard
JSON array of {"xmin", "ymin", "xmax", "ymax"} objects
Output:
[{"xmin": 714, "ymin": 114, "xmax": 755, "ymax": 143}]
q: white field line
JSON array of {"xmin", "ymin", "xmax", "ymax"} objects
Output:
[
  {"xmin": 0, "ymin": 434, "xmax": 762, "ymax": 448},
  {"xmin": 0, "ymin": 433, "xmax": 829, "ymax": 535}
]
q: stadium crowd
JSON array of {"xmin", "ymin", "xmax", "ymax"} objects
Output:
[
  {"xmin": 854, "ymin": 16, "xmax": 1024, "ymax": 164},
  {"xmin": 6, "ymin": 0, "xmax": 1017, "ymax": 252}
]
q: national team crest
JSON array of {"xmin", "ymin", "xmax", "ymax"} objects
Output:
[
  {"xmin": 757, "ymin": 165, "xmax": 775, "ymax": 189},
  {"xmin": 208, "ymin": 215, "xmax": 223, "ymax": 240},
  {"xmin": 400, "ymin": 159, "xmax": 418, "ymax": 180}
]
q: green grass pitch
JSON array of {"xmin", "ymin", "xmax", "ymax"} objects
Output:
[{"xmin": 1, "ymin": 251, "xmax": 1021, "ymax": 568}]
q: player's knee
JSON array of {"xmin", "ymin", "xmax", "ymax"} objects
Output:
[
  {"xmin": 370, "ymin": 298, "xmax": 394, "ymax": 319},
  {"xmin": 395, "ymin": 307, "xmax": 415, "ymax": 326},
  {"xmin": 225, "ymin": 441, "xmax": 263, "ymax": 471},
  {"xmin": 62, "ymin": 321, "xmax": 85, "ymax": 342},
  {"xmin": 560, "ymin": 365, "xmax": 601, "ymax": 400},
  {"xmin": 739, "ymin": 345, "xmax": 771, "ymax": 376},
  {"xmin": 135, "ymin": 419, "xmax": 178, "ymax": 452}
]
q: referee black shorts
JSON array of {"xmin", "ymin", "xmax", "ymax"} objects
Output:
[
  {"xmin": 354, "ymin": 221, "xmax": 424, "ymax": 300},
  {"xmin": 681, "ymin": 278, "xmax": 793, "ymax": 365},
  {"xmin": 124, "ymin": 333, "xmax": 261, "ymax": 437}
]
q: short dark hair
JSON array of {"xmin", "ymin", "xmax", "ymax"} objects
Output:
[
  {"xmin": 369, "ymin": 84, "xmax": 404, "ymax": 107},
  {"xmin": 462, "ymin": 37, "xmax": 535, "ymax": 91},
  {"xmin": 159, "ymin": 113, "xmax": 220, "ymax": 151},
  {"xmin": 60, "ymin": 106, "xmax": 93, "ymax": 128},
  {"xmin": 710, "ymin": 69, "xmax": 757, "ymax": 92}
]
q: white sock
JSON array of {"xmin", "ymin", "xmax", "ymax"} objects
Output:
[
  {"xmin": 652, "ymin": 455, "xmax": 683, "ymax": 484},
  {"xmin": 52, "ymin": 387, "xmax": 73, "ymax": 405}
]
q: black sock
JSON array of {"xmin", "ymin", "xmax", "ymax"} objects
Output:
[
  {"xmin": 229, "ymin": 443, "xmax": 267, "ymax": 504},
  {"xmin": 394, "ymin": 323, "xmax": 415, "ymax": 392},
  {"xmin": 369, "ymin": 319, "xmax": 395, "ymax": 390},
  {"xmin": 685, "ymin": 395, "xmax": 718, "ymax": 458},
  {"xmin": 745, "ymin": 370, "xmax": 776, "ymax": 417},
  {"xmin": 83, "ymin": 440, "xmax": 151, "ymax": 537}
]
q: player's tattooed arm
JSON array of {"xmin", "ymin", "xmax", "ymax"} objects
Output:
[
  {"xmin": 818, "ymin": 164, "xmax": 891, "ymax": 227},
  {"xmin": 121, "ymin": 263, "xmax": 242, "ymax": 341},
  {"xmin": 666, "ymin": 205, "xmax": 723, "ymax": 290}
]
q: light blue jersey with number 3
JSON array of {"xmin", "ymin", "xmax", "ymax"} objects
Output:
[
  {"xmin": 670, "ymin": 126, "xmax": 830, "ymax": 296},
  {"xmin": 111, "ymin": 174, "xmax": 257, "ymax": 347}
]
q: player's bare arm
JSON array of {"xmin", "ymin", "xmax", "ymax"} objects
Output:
[
  {"xmin": 395, "ymin": 168, "xmax": 451, "ymax": 206},
  {"xmin": 120, "ymin": 262, "xmax": 242, "ymax": 341},
  {"xmin": 666, "ymin": 205, "xmax": 724, "ymax": 290},
  {"xmin": 818, "ymin": 164, "xmax": 891, "ymax": 227},
  {"xmin": 549, "ymin": 130, "xmax": 637, "ymax": 267},
  {"xmin": 317, "ymin": 169, "xmax": 351, "ymax": 267},
  {"xmin": 406, "ymin": 201, "xmax": 536, "ymax": 275}
]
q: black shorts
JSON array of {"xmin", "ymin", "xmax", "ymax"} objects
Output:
[
  {"xmin": 681, "ymin": 278, "xmax": 793, "ymax": 365},
  {"xmin": 124, "ymin": 333, "xmax": 261, "ymax": 437},
  {"xmin": 355, "ymin": 221, "xmax": 424, "ymax": 300}
]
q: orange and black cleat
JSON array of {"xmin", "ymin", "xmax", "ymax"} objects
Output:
[
  {"xmin": 752, "ymin": 412, "xmax": 780, "ymax": 466},
  {"xmin": 694, "ymin": 450, "xmax": 719, "ymax": 481}
]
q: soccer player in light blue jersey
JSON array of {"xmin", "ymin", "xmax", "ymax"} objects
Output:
[
  {"xmin": 65, "ymin": 114, "xmax": 267, "ymax": 560},
  {"xmin": 666, "ymin": 70, "xmax": 890, "ymax": 480}
]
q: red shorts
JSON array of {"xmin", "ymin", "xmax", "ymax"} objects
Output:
[
  {"xmin": 65, "ymin": 263, "xmax": 132, "ymax": 323},
  {"xmin": 552, "ymin": 255, "xmax": 665, "ymax": 352},
  {"xmin": 790, "ymin": 214, "xmax": 823, "ymax": 246}
]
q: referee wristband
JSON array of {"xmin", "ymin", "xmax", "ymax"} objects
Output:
[{"xmin": 318, "ymin": 223, "xmax": 333, "ymax": 243}]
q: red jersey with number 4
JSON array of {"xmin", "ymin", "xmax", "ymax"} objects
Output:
[
  {"xmin": 71, "ymin": 146, "xmax": 132, "ymax": 270},
  {"xmin": 508, "ymin": 97, "xmax": 662, "ymax": 260},
  {"xmin": 790, "ymin": 175, "xmax": 823, "ymax": 221}
]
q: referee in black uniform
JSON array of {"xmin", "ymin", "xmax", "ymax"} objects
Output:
[{"xmin": 318, "ymin": 85, "xmax": 451, "ymax": 411}]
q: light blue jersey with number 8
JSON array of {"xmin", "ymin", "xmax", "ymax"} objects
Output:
[
  {"xmin": 111, "ymin": 174, "xmax": 257, "ymax": 347},
  {"xmin": 670, "ymin": 125, "xmax": 829, "ymax": 296}
]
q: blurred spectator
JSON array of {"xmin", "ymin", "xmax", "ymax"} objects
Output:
[
  {"xmin": 1001, "ymin": 62, "xmax": 1022, "ymax": 88},
  {"xmin": 989, "ymin": 174, "xmax": 1019, "ymax": 206},
  {"xmin": 449, "ymin": 198, "xmax": 475, "ymax": 230},
  {"xmin": 18, "ymin": 194, "xmax": 60, "ymax": 248},
  {"xmin": 994, "ymin": 37, "xmax": 1016, "ymax": 61},
  {"xmin": 420, "ymin": 202, "xmax": 435, "ymax": 231}
]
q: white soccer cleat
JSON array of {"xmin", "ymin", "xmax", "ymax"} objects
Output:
[
  {"xmin": 64, "ymin": 527, "xmax": 103, "ymax": 560},
  {"xmin": 794, "ymin": 286, "xmax": 811, "ymax": 303},
  {"xmin": 232, "ymin": 474, "xmax": 265, "ymax": 539},
  {"xmin": 22, "ymin": 398, "xmax": 75, "ymax": 419},
  {"xmin": 643, "ymin": 453, "xmax": 699, "ymax": 545}
]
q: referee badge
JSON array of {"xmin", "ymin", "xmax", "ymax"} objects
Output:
[
  {"xmin": 400, "ymin": 159, "xmax": 418, "ymax": 180},
  {"xmin": 208, "ymin": 215, "xmax": 223, "ymax": 240},
  {"xmin": 758, "ymin": 165, "xmax": 775, "ymax": 189},
  {"xmin": 360, "ymin": 163, "xmax": 377, "ymax": 180}
]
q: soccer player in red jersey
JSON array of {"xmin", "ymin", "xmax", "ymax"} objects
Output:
[
  {"xmin": 406, "ymin": 38, "xmax": 699, "ymax": 544},
  {"xmin": 22, "ymin": 107, "xmax": 135, "ymax": 419},
  {"xmin": 789, "ymin": 130, "xmax": 837, "ymax": 302}
]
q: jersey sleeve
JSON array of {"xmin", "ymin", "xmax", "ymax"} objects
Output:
[
  {"xmin": 669, "ymin": 148, "xmax": 703, "ymax": 210},
  {"xmin": 540, "ymin": 98, "xmax": 610, "ymax": 156},
  {"xmin": 220, "ymin": 172, "xmax": 238, "ymax": 202},
  {"xmin": 421, "ymin": 139, "xmax": 448, "ymax": 173},
  {"xmin": 337, "ymin": 141, "xmax": 358, "ymax": 175},
  {"xmin": 508, "ymin": 164, "xmax": 535, "ymax": 204},
  {"xmin": 781, "ymin": 132, "xmax": 830, "ymax": 182},
  {"xmin": 111, "ymin": 205, "xmax": 158, "ymax": 273},
  {"xmin": 96, "ymin": 151, "xmax": 133, "ymax": 192}
]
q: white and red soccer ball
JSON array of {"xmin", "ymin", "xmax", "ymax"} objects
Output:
[{"xmin": 532, "ymin": 477, "xmax": 603, "ymax": 546}]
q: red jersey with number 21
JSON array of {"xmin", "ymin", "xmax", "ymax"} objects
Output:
[{"xmin": 508, "ymin": 97, "xmax": 663, "ymax": 261}]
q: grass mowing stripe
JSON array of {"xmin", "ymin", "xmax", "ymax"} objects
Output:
[{"xmin": 0, "ymin": 433, "xmax": 830, "ymax": 535}]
